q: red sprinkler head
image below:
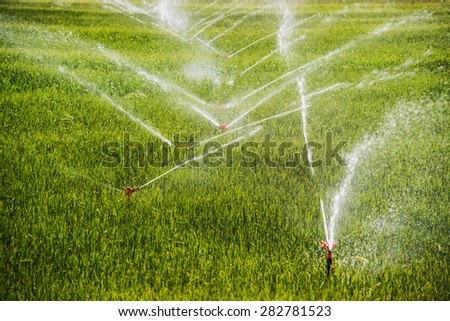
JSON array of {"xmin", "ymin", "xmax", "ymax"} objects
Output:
[
  {"xmin": 218, "ymin": 123, "xmax": 228, "ymax": 133},
  {"xmin": 123, "ymin": 186, "xmax": 140, "ymax": 200},
  {"xmin": 320, "ymin": 241, "xmax": 336, "ymax": 276},
  {"xmin": 320, "ymin": 241, "xmax": 336, "ymax": 251}
]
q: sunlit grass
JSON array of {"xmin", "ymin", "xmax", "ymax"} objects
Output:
[{"xmin": 1, "ymin": 1, "xmax": 449, "ymax": 300}]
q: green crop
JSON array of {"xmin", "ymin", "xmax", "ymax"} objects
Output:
[{"xmin": 1, "ymin": 1, "xmax": 448, "ymax": 300}]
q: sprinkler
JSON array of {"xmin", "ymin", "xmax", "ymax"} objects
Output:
[
  {"xmin": 218, "ymin": 123, "xmax": 228, "ymax": 133},
  {"xmin": 123, "ymin": 186, "xmax": 140, "ymax": 200},
  {"xmin": 320, "ymin": 241, "xmax": 336, "ymax": 276}
]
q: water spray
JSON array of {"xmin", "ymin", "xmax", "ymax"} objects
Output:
[
  {"xmin": 227, "ymin": 80, "xmax": 293, "ymax": 129},
  {"xmin": 99, "ymin": 39, "xmax": 215, "ymax": 102},
  {"xmin": 58, "ymin": 66, "xmax": 174, "ymax": 147},
  {"xmin": 106, "ymin": 0, "xmax": 187, "ymax": 41},
  {"xmin": 320, "ymin": 199, "xmax": 336, "ymax": 276},
  {"xmin": 277, "ymin": 0, "xmax": 295, "ymax": 57},
  {"xmin": 318, "ymin": 139, "xmax": 374, "ymax": 275},
  {"xmin": 241, "ymin": 34, "xmax": 305, "ymax": 75},
  {"xmin": 207, "ymin": 5, "xmax": 270, "ymax": 45},
  {"xmin": 192, "ymin": 4, "xmax": 242, "ymax": 38},
  {"xmin": 227, "ymin": 14, "xmax": 318, "ymax": 59},
  {"xmin": 194, "ymin": 36, "xmax": 227, "ymax": 57},
  {"xmin": 193, "ymin": 1, "xmax": 217, "ymax": 15},
  {"xmin": 188, "ymin": 104, "xmax": 220, "ymax": 128},
  {"xmin": 296, "ymin": 77, "xmax": 315, "ymax": 176},
  {"xmin": 237, "ymin": 14, "xmax": 421, "ymax": 104},
  {"xmin": 124, "ymin": 126, "xmax": 263, "ymax": 199},
  {"xmin": 186, "ymin": 3, "xmax": 233, "ymax": 33},
  {"xmin": 198, "ymin": 102, "xmax": 312, "ymax": 147}
]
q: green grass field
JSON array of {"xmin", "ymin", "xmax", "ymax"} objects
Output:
[{"xmin": 1, "ymin": 0, "xmax": 449, "ymax": 300}]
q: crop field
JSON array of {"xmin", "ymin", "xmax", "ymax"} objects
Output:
[{"xmin": 1, "ymin": 0, "xmax": 449, "ymax": 301}]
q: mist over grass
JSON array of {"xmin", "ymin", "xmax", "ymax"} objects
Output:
[{"xmin": 1, "ymin": 1, "xmax": 448, "ymax": 300}]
